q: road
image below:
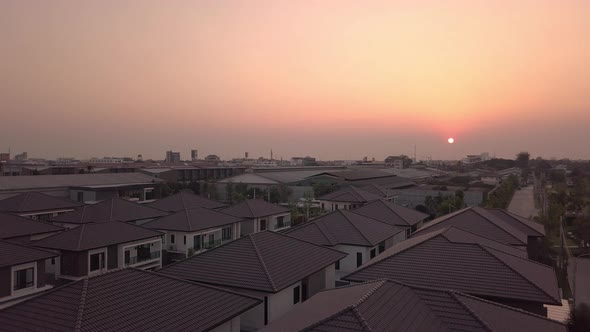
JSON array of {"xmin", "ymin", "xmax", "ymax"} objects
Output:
[
  {"xmin": 507, "ymin": 186, "xmax": 539, "ymax": 218},
  {"xmin": 571, "ymin": 257, "xmax": 590, "ymax": 308}
]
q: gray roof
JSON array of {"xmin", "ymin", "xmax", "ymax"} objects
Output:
[
  {"xmin": 310, "ymin": 170, "xmax": 396, "ymax": 181},
  {"xmin": 318, "ymin": 187, "xmax": 381, "ymax": 203},
  {"xmin": 220, "ymin": 169, "xmax": 345, "ymax": 185},
  {"xmin": 262, "ymin": 279, "xmax": 567, "ymax": 332},
  {"xmin": 352, "ymin": 199, "xmax": 429, "ymax": 227},
  {"xmin": 32, "ymin": 221, "xmax": 162, "ymax": 251},
  {"xmin": 343, "ymin": 227, "xmax": 561, "ymax": 305},
  {"xmin": 51, "ymin": 198, "xmax": 168, "ymax": 224},
  {"xmin": 160, "ymin": 231, "xmax": 346, "ymax": 293},
  {"xmin": 0, "ymin": 192, "xmax": 84, "ymax": 213},
  {"xmin": 221, "ymin": 199, "xmax": 289, "ymax": 219},
  {"xmin": 0, "ymin": 239, "xmax": 58, "ymax": 268},
  {"xmin": 0, "ymin": 211, "xmax": 64, "ymax": 240},
  {"xmin": 412, "ymin": 206, "xmax": 529, "ymax": 246},
  {"xmin": 143, "ymin": 207, "xmax": 243, "ymax": 232},
  {"xmin": 0, "ymin": 173, "xmax": 164, "ymax": 191},
  {"xmin": 146, "ymin": 190, "xmax": 226, "ymax": 212},
  {"xmin": 0, "ymin": 268, "xmax": 261, "ymax": 332},
  {"xmin": 286, "ymin": 210, "xmax": 404, "ymax": 247}
]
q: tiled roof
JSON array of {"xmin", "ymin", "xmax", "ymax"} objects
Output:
[
  {"xmin": 221, "ymin": 199, "xmax": 289, "ymax": 219},
  {"xmin": 32, "ymin": 221, "xmax": 162, "ymax": 251},
  {"xmin": 412, "ymin": 206, "xmax": 529, "ymax": 246},
  {"xmin": 146, "ymin": 190, "xmax": 226, "ymax": 212},
  {"xmin": 486, "ymin": 208, "xmax": 545, "ymax": 236},
  {"xmin": 286, "ymin": 210, "xmax": 404, "ymax": 247},
  {"xmin": 343, "ymin": 227, "xmax": 561, "ymax": 305},
  {"xmin": 352, "ymin": 199, "xmax": 429, "ymax": 227},
  {"xmin": 143, "ymin": 207, "xmax": 243, "ymax": 232},
  {"xmin": 0, "ymin": 268, "xmax": 261, "ymax": 332},
  {"xmin": 262, "ymin": 279, "xmax": 567, "ymax": 332},
  {"xmin": 318, "ymin": 187, "xmax": 381, "ymax": 203},
  {"xmin": 160, "ymin": 231, "xmax": 346, "ymax": 293},
  {"xmin": 0, "ymin": 192, "xmax": 84, "ymax": 213},
  {"xmin": 51, "ymin": 198, "xmax": 168, "ymax": 224},
  {"xmin": 0, "ymin": 211, "xmax": 64, "ymax": 240},
  {"xmin": 0, "ymin": 239, "xmax": 58, "ymax": 268}
]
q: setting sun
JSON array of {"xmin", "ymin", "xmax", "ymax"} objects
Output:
[{"xmin": 448, "ymin": 138, "xmax": 455, "ymax": 144}]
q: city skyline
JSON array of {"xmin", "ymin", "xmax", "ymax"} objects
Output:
[{"xmin": 2, "ymin": 0, "xmax": 589, "ymax": 161}]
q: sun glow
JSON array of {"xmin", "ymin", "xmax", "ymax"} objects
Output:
[{"xmin": 448, "ymin": 138, "xmax": 455, "ymax": 144}]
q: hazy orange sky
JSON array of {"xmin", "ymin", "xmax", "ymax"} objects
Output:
[{"xmin": 1, "ymin": 0, "xmax": 589, "ymax": 161}]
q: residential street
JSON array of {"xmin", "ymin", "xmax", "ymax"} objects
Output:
[
  {"xmin": 508, "ymin": 186, "xmax": 539, "ymax": 218},
  {"xmin": 572, "ymin": 257, "xmax": 590, "ymax": 308}
]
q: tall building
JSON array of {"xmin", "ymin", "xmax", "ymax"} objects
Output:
[
  {"xmin": 165, "ymin": 151, "xmax": 181, "ymax": 163},
  {"xmin": 191, "ymin": 150, "xmax": 198, "ymax": 161},
  {"xmin": 14, "ymin": 152, "xmax": 28, "ymax": 161},
  {"xmin": 0, "ymin": 153, "xmax": 10, "ymax": 162}
]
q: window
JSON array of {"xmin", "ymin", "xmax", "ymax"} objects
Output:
[
  {"xmin": 276, "ymin": 216, "xmax": 285, "ymax": 229},
  {"xmin": 124, "ymin": 250, "xmax": 130, "ymax": 264},
  {"xmin": 171, "ymin": 234, "xmax": 175, "ymax": 244},
  {"xmin": 370, "ymin": 248, "xmax": 376, "ymax": 259},
  {"xmin": 260, "ymin": 219, "xmax": 267, "ymax": 231},
  {"xmin": 335, "ymin": 260, "xmax": 340, "ymax": 270},
  {"xmin": 13, "ymin": 268, "xmax": 35, "ymax": 291},
  {"xmin": 89, "ymin": 252, "xmax": 105, "ymax": 272},
  {"xmin": 194, "ymin": 235, "xmax": 202, "ymax": 250},
  {"xmin": 293, "ymin": 286, "xmax": 301, "ymax": 304},
  {"xmin": 77, "ymin": 192, "xmax": 84, "ymax": 202},
  {"xmin": 356, "ymin": 252, "xmax": 363, "ymax": 268},
  {"xmin": 321, "ymin": 203, "xmax": 325, "ymax": 210},
  {"xmin": 208, "ymin": 234, "xmax": 215, "ymax": 245},
  {"xmin": 335, "ymin": 204, "xmax": 339, "ymax": 210},
  {"xmin": 51, "ymin": 258, "xmax": 56, "ymax": 265},
  {"xmin": 378, "ymin": 242, "xmax": 386, "ymax": 254},
  {"xmin": 222, "ymin": 227, "xmax": 232, "ymax": 241},
  {"xmin": 183, "ymin": 236, "xmax": 186, "ymax": 245}
]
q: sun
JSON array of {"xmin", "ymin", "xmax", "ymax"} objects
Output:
[{"xmin": 448, "ymin": 138, "xmax": 455, "ymax": 144}]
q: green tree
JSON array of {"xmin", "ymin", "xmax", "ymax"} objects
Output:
[
  {"xmin": 516, "ymin": 151, "xmax": 530, "ymax": 168},
  {"xmin": 225, "ymin": 182, "xmax": 235, "ymax": 203},
  {"xmin": 312, "ymin": 182, "xmax": 339, "ymax": 197}
]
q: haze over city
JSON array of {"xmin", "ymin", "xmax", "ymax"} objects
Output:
[{"xmin": 2, "ymin": 0, "xmax": 589, "ymax": 160}]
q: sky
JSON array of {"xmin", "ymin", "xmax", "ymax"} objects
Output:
[{"xmin": 1, "ymin": 0, "xmax": 589, "ymax": 161}]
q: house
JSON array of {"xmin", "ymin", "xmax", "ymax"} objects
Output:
[
  {"xmin": 384, "ymin": 155, "xmax": 405, "ymax": 169},
  {"xmin": 481, "ymin": 172, "xmax": 500, "ymax": 185},
  {"xmin": 143, "ymin": 207, "xmax": 244, "ymax": 261},
  {"xmin": 285, "ymin": 210, "xmax": 406, "ymax": 279},
  {"xmin": 32, "ymin": 221, "xmax": 163, "ymax": 280},
  {"xmin": 262, "ymin": 279, "xmax": 567, "ymax": 332},
  {"xmin": 159, "ymin": 231, "xmax": 346, "ymax": 331},
  {"xmin": 50, "ymin": 197, "xmax": 168, "ymax": 228},
  {"xmin": 356, "ymin": 183, "xmax": 399, "ymax": 202},
  {"xmin": 342, "ymin": 227, "xmax": 561, "ymax": 316},
  {"xmin": 0, "ymin": 240, "xmax": 59, "ymax": 307},
  {"xmin": 221, "ymin": 199, "xmax": 291, "ymax": 235},
  {"xmin": 146, "ymin": 190, "xmax": 226, "ymax": 212},
  {"xmin": 352, "ymin": 199, "xmax": 429, "ymax": 236},
  {"xmin": 412, "ymin": 206, "xmax": 532, "ymax": 251},
  {"xmin": 0, "ymin": 268, "xmax": 261, "ymax": 332},
  {"xmin": 0, "ymin": 192, "xmax": 84, "ymax": 221},
  {"xmin": 0, "ymin": 211, "xmax": 64, "ymax": 243},
  {"xmin": 317, "ymin": 186, "xmax": 381, "ymax": 212}
]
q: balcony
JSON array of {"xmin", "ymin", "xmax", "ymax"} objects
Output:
[
  {"xmin": 126, "ymin": 251, "xmax": 161, "ymax": 266},
  {"xmin": 202, "ymin": 239, "xmax": 223, "ymax": 250}
]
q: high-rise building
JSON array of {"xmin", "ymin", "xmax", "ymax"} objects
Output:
[
  {"xmin": 14, "ymin": 152, "xmax": 28, "ymax": 161},
  {"xmin": 191, "ymin": 150, "xmax": 198, "ymax": 161},
  {"xmin": 165, "ymin": 151, "xmax": 181, "ymax": 163}
]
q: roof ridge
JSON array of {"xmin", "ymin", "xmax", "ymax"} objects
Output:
[
  {"xmin": 246, "ymin": 200, "xmax": 256, "ymax": 218},
  {"xmin": 351, "ymin": 307, "xmax": 373, "ymax": 331},
  {"xmin": 352, "ymin": 279, "xmax": 387, "ymax": 307},
  {"xmin": 17, "ymin": 192, "xmax": 30, "ymax": 212},
  {"xmin": 76, "ymin": 224, "xmax": 86, "ymax": 251},
  {"xmin": 450, "ymin": 291, "xmax": 494, "ymax": 332},
  {"xmin": 109, "ymin": 198, "xmax": 115, "ymax": 220},
  {"xmin": 0, "ymin": 238, "xmax": 60, "ymax": 256},
  {"xmin": 273, "ymin": 230, "xmax": 349, "ymax": 256},
  {"xmin": 348, "ymin": 210, "xmax": 406, "ymax": 234},
  {"xmin": 471, "ymin": 207, "xmax": 526, "ymax": 244},
  {"xmin": 481, "ymin": 246, "xmax": 560, "ymax": 304},
  {"xmin": 303, "ymin": 307, "xmax": 370, "ymax": 332},
  {"xmin": 411, "ymin": 207, "xmax": 473, "ymax": 235},
  {"xmin": 184, "ymin": 208, "xmax": 193, "ymax": 232},
  {"xmin": 439, "ymin": 226, "xmax": 526, "ymax": 254},
  {"xmin": 248, "ymin": 234, "xmax": 278, "ymax": 291},
  {"xmin": 342, "ymin": 211, "xmax": 373, "ymax": 246},
  {"xmin": 313, "ymin": 221, "xmax": 337, "ymax": 246},
  {"xmin": 73, "ymin": 278, "xmax": 89, "ymax": 332},
  {"xmin": 378, "ymin": 199, "xmax": 411, "ymax": 226}
]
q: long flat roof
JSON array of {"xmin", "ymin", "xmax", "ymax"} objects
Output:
[{"xmin": 0, "ymin": 173, "xmax": 164, "ymax": 191}]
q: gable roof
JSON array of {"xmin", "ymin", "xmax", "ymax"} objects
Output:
[
  {"xmin": 160, "ymin": 231, "xmax": 346, "ymax": 293},
  {"xmin": 485, "ymin": 209, "xmax": 545, "ymax": 237},
  {"xmin": 343, "ymin": 227, "xmax": 561, "ymax": 305},
  {"xmin": 0, "ymin": 239, "xmax": 58, "ymax": 268},
  {"xmin": 0, "ymin": 268, "xmax": 261, "ymax": 332},
  {"xmin": 352, "ymin": 199, "xmax": 429, "ymax": 227},
  {"xmin": 412, "ymin": 206, "xmax": 529, "ymax": 246},
  {"xmin": 221, "ymin": 199, "xmax": 289, "ymax": 219},
  {"xmin": 51, "ymin": 198, "xmax": 168, "ymax": 224},
  {"xmin": 32, "ymin": 221, "xmax": 162, "ymax": 251},
  {"xmin": 262, "ymin": 279, "xmax": 567, "ymax": 332},
  {"xmin": 0, "ymin": 211, "xmax": 64, "ymax": 240},
  {"xmin": 146, "ymin": 190, "xmax": 226, "ymax": 212},
  {"xmin": 0, "ymin": 192, "xmax": 84, "ymax": 213},
  {"xmin": 143, "ymin": 207, "xmax": 243, "ymax": 232},
  {"xmin": 318, "ymin": 187, "xmax": 381, "ymax": 203},
  {"xmin": 286, "ymin": 210, "xmax": 405, "ymax": 247}
]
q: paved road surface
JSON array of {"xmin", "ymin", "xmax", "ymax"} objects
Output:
[
  {"xmin": 572, "ymin": 258, "xmax": 590, "ymax": 308},
  {"xmin": 507, "ymin": 186, "xmax": 539, "ymax": 218}
]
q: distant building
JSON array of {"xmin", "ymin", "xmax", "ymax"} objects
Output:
[
  {"xmin": 14, "ymin": 152, "xmax": 27, "ymax": 161},
  {"xmin": 0, "ymin": 153, "xmax": 9, "ymax": 162},
  {"xmin": 190, "ymin": 150, "xmax": 198, "ymax": 161},
  {"xmin": 384, "ymin": 156, "xmax": 405, "ymax": 169},
  {"xmin": 165, "ymin": 151, "xmax": 181, "ymax": 163},
  {"xmin": 204, "ymin": 154, "xmax": 220, "ymax": 163},
  {"xmin": 83, "ymin": 157, "xmax": 131, "ymax": 164}
]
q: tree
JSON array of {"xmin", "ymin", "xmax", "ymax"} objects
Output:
[
  {"xmin": 225, "ymin": 182, "xmax": 235, "ymax": 203},
  {"xmin": 312, "ymin": 182, "xmax": 339, "ymax": 197},
  {"xmin": 188, "ymin": 181, "xmax": 200, "ymax": 195},
  {"xmin": 572, "ymin": 217, "xmax": 590, "ymax": 248},
  {"xmin": 516, "ymin": 151, "xmax": 530, "ymax": 168}
]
